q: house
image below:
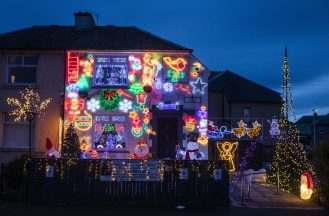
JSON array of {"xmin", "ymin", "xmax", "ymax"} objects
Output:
[
  {"xmin": 313, "ymin": 114, "xmax": 329, "ymax": 145},
  {"xmin": 0, "ymin": 12, "xmax": 209, "ymax": 163},
  {"xmin": 296, "ymin": 114, "xmax": 325, "ymax": 146},
  {"xmin": 208, "ymin": 70, "xmax": 281, "ymax": 169}
]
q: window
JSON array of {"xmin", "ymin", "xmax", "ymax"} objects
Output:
[
  {"xmin": 243, "ymin": 108, "xmax": 251, "ymax": 122},
  {"xmin": 2, "ymin": 113, "xmax": 35, "ymax": 149},
  {"xmin": 7, "ymin": 55, "xmax": 38, "ymax": 85}
]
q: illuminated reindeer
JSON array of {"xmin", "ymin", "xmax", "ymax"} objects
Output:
[
  {"xmin": 246, "ymin": 121, "xmax": 262, "ymax": 138},
  {"xmin": 231, "ymin": 120, "xmax": 247, "ymax": 138}
]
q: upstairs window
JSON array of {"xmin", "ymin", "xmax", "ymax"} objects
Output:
[
  {"xmin": 243, "ymin": 108, "xmax": 251, "ymax": 123},
  {"xmin": 7, "ymin": 55, "xmax": 38, "ymax": 85}
]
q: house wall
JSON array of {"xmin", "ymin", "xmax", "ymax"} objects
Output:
[
  {"xmin": 208, "ymin": 91, "xmax": 281, "ymax": 167},
  {"xmin": 0, "ymin": 51, "xmax": 64, "ymax": 163}
]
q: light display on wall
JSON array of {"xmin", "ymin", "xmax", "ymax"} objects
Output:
[
  {"xmin": 217, "ymin": 141, "xmax": 238, "ymax": 171},
  {"xmin": 163, "ymin": 82, "xmax": 174, "ymax": 92},
  {"xmin": 66, "ymin": 84, "xmax": 79, "ymax": 98},
  {"xmin": 175, "ymin": 83, "xmax": 191, "ymax": 94},
  {"xmin": 99, "ymin": 89, "xmax": 120, "ymax": 111},
  {"xmin": 65, "ymin": 98, "xmax": 85, "ymax": 115},
  {"xmin": 163, "ymin": 57, "xmax": 187, "ymax": 72},
  {"xmin": 129, "ymin": 111, "xmax": 143, "ymax": 137},
  {"xmin": 142, "ymin": 53, "xmax": 161, "ymax": 88},
  {"xmin": 94, "ymin": 123, "xmax": 126, "ymax": 149},
  {"xmin": 197, "ymin": 135, "xmax": 208, "ymax": 146},
  {"xmin": 67, "ymin": 52, "xmax": 79, "ymax": 84},
  {"xmin": 183, "ymin": 116, "xmax": 198, "ymax": 132},
  {"xmin": 128, "ymin": 82, "xmax": 144, "ymax": 95},
  {"xmin": 76, "ymin": 75, "xmax": 90, "ymax": 91},
  {"xmin": 128, "ymin": 55, "xmax": 142, "ymax": 71},
  {"xmin": 190, "ymin": 62, "xmax": 202, "ymax": 78},
  {"xmin": 167, "ymin": 69, "xmax": 185, "ymax": 83},
  {"xmin": 197, "ymin": 105, "xmax": 208, "ymax": 145},
  {"xmin": 246, "ymin": 121, "xmax": 262, "ymax": 138},
  {"xmin": 75, "ymin": 110, "xmax": 92, "ymax": 131},
  {"xmin": 156, "ymin": 102, "xmax": 179, "ymax": 110},
  {"xmin": 268, "ymin": 118, "xmax": 280, "ymax": 137},
  {"xmin": 87, "ymin": 98, "xmax": 100, "ymax": 113},
  {"xmin": 231, "ymin": 120, "xmax": 247, "ymax": 138},
  {"xmin": 79, "ymin": 54, "xmax": 94, "ymax": 77},
  {"xmin": 207, "ymin": 120, "xmax": 231, "ymax": 140},
  {"xmin": 190, "ymin": 78, "xmax": 208, "ymax": 95},
  {"xmin": 119, "ymin": 99, "xmax": 133, "ymax": 113},
  {"xmin": 94, "ymin": 56, "xmax": 129, "ymax": 87}
]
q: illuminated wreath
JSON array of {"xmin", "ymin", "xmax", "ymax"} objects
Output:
[{"xmin": 99, "ymin": 89, "xmax": 120, "ymax": 111}]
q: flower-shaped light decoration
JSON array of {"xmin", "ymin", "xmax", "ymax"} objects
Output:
[
  {"xmin": 119, "ymin": 99, "xmax": 133, "ymax": 113},
  {"xmin": 87, "ymin": 98, "xmax": 100, "ymax": 113}
]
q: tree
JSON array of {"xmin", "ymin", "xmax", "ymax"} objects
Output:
[
  {"xmin": 7, "ymin": 88, "xmax": 52, "ymax": 158},
  {"xmin": 62, "ymin": 123, "xmax": 80, "ymax": 158},
  {"xmin": 268, "ymin": 47, "xmax": 313, "ymax": 193}
]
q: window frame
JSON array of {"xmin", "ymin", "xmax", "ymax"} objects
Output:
[{"xmin": 6, "ymin": 55, "xmax": 39, "ymax": 86}]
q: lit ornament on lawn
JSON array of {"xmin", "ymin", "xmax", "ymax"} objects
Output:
[
  {"xmin": 217, "ymin": 141, "xmax": 238, "ymax": 171},
  {"xmin": 190, "ymin": 78, "xmax": 208, "ymax": 95},
  {"xmin": 86, "ymin": 98, "xmax": 100, "ymax": 113},
  {"xmin": 119, "ymin": 99, "xmax": 133, "ymax": 113}
]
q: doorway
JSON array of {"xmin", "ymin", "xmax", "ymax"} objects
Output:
[{"xmin": 157, "ymin": 117, "xmax": 178, "ymax": 159}]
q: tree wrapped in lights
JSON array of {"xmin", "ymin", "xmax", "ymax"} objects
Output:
[
  {"xmin": 7, "ymin": 88, "xmax": 52, "ymax": 157},
  {"xmin": 62, "ymin": 123, "xmax": 80, "ymax": 158},
  {"xmin": 268, "ymin": 47, "xmax": 313, "ymax": 192}
]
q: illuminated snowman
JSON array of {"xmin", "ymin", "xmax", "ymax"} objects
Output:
[{"xmin": 300, "ymin": 173, "xmax": 313, "ymax": 200}]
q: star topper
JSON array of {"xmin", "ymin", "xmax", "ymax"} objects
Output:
[{"xmin": 190, "ymin": 78, "xmax": 208, "ymax": 94}]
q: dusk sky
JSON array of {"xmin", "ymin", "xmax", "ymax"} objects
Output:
[{"xmin": 1, "ymin": 0, "xmax": 328, "ymax": 119}]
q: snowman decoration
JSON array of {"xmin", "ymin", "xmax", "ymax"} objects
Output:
[
  {"xmin": 45, "ymin": 137, "xmax": 60, "ymax": 158},
  {"xmin": 130, "ymin": 139, "xmax": 150, "ymax": 160},
  {"xmin": 180, "ymin": 141, "xmax": 205, "ymax": 160}
]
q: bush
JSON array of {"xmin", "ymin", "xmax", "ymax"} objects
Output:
[{"xmin": 312, "ymin": 142, "xmax": 329, "ymax": 207}]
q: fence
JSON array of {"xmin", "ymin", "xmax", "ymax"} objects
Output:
[
  {"xmin": 0, "ymin": 160, "xmax": 27, "ymax": 201},
  {"xmin": 27, "ymin": 159, "xmax": 229, "ymax": 206}
]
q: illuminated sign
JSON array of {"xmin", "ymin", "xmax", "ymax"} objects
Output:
[{"xmin": 156, "ymin": 102, "xmax": 179, "ymax": 110}]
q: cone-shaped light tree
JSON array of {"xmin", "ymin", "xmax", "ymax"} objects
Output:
[{"xmin": 268, "ymin": 47, "xmax": 313, "ymax": 192}]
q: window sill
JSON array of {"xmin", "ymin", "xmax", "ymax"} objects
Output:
[
  {"xmin": 0, "ymin": 147, "xmax": 34, "ymax": 152},
  {"xmin": 1, "ymin": 83, "xmax": 39, "ymax": 89}
]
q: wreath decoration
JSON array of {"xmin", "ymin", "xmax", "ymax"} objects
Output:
[{"xmin": 99, "ymin": 89, "xmax": 120, "ymax": 111}]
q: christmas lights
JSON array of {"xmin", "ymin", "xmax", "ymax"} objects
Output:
[
  {"xmin": 67, "ymin": 52, "xmax": 79, "ymax": 84},
  {"xmin": 156, "ymin": 102, "xmax": 179, "ymax": 110},
  {"xmin": 175, "ymin": 83, "xmax": 191, "ymax": 94},
  {"xmin": 75, "ymin": 110, "xmax": 92, "ymax": 131},
  {"xmin": 190, "ymin": 78, "xmax": 208, "ymax": 95},
  {"xmin": 163, "ymin": 57, "xmax": 187, "ymax": 72},
  {"xmin": 190, "ymin": 62, "xmax": 202, "ymax": 78},
  {"xmin": 87, "ymin": 98, "xmax": 100, "ymax": 113},
  {"xmin": 7, "ymin": 88, "xmax": 52, "ymax": 121},
  {"xmin": 117, "ymin": 89, "xmax": 134, "ymax": 100},
  {"xmin": 65, "ymin": 98, "xmax": 85, "ymax": 115},
  {"xmin": 79, "ymin": 54, "xmax": 94, "ymax": 77},
  {"xmin": 217, "ymin": 141, "xmax": 238, "ymax": 171},
  {"xmin": 66, "ymin": 84, "xmax": 79, "ymax": 98},
  {"xmin": 163, "ymin": 82, "xmax": 174, "ymax": 92},
  {"xmin": 119, "ymin": 99, "xmax": 133, "ymax": 113},
  {"xmin": 76, "ymin": 75, "xmax": 90, "ymax": 91},
  {"xmin": 246, "ymin": 121, "xmax": 262, "ymax": 138},
  {"xmin": 268, "ymin": 118, "xmax": 280, "ymax": 137},
  {"xmin": 128, "ymin": 55, "xmax": 142, "ymax": 71},
  {"xmin": 99, "ymin": 89, "xmax": 120, "ymax": 111},
  {"xmin": 231, "ymin": 120, "xmax": 247, "ymax": 138},
  {"xmin": 128, "ymin": 82, "xmax": 144, "ymax": 95},
  {"xmin": 167, "ymin": 69, "xmax": 185, "ymax": 83},
  {"xmin": 183, "ymin": 116, "xmax": 198, "ymax": 132}
]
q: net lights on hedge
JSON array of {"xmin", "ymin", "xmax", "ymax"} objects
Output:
[
  {"xmin": 86, "ymin": 98, "xmax": 100, "ymax": 113},
  {"xmin": 190, "ymin": 78, "xmax": 208, "ymax": 95},
  {"xmin": 217, "ymin": 141, "xmax": 238, "ymax": 171}
]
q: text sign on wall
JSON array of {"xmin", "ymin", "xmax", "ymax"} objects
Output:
[{"xmin": 100, "ymin": 160, "xmax": 164, "ymax": 182}]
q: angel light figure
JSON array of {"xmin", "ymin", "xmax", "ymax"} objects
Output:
[{"xmin": 217, "ymin": 141, "xmax": 238, "ymax": 171}]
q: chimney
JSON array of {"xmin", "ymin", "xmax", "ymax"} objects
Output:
[{"xmin": 74, "ymin": 12, "xmax": 95, "ymax": 30}]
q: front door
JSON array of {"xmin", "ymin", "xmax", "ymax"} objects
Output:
[{"xmin": 157, "ymin": 118, "xmax": 178, "ymax": 159}]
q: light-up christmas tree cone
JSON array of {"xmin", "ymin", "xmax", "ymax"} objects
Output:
[{"xmin": 268, "ymin": 47, "xmax": 313, "ymax": 193}]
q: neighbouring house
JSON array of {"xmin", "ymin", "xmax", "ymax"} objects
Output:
[
  {"xmin": 208, "ymin": 70, "xmax": 281, "ymax": 169},
  {"xmin": 313, "ymin": 114, "xmax": 329, "ymax": 145},
  {"xmin": 0, "ymin": 12, "xmax": 210, "ymax": 163},
  {"xmin": 296, "ymin": 114, "xmax": 325, "ymax": 147}
]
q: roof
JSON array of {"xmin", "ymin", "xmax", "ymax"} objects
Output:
[
  {"xmin": 296, "ymin": 115, "xmax": 325, "ymax": 124},
  {"xmin": 208, "ymin": 70, "xmax": 281, "ymax": 103},
  {"xmin": 315, "ymin": 114, "xmax": 329, "ymax": 126},
  {"xmin": 0, "ymin": 26, "xmax": 192, "ymax": 51}
]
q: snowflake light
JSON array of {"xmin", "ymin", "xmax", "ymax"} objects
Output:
[
  {"xmin": 119, "ymin": 99, "xmax": 133, "ymax": 113},
  {"xmin": 163, "ymin": 82, "xmax": 174, "ymax": 92},
  {"xmin": 87, "ymin": 98, "xmax": 100, "ymax": 113}
]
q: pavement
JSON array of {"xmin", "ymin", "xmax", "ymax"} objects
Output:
[{"xmin": 230, "ymin": 181, "xmax": 325, "ymax": 210}]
